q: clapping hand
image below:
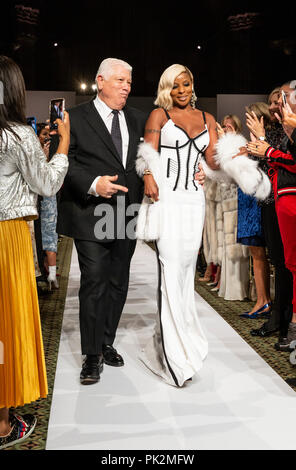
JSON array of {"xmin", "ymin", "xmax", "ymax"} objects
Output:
[
  {"xmin": 275, "ymin": 99, "xmax": 295, "ymax": 140},
  {"xmin": 245, "ymin": 111, "xmax": 265, "ymax": 139},
  {"xmin": 245, "ymin": 140, "xmax": 270, "ymax": 158},
  {"xmin": 216, "ymin": 122, "xmax": 225, "ymax": 137}
]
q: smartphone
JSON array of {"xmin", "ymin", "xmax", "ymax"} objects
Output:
[
  {"xmin": 27, "ymin": 116, "xmax": 37, "ymax": 134},
  {"xmin": 282, "ymin": 90, "xmax": 287, "ymax": 107},
  {"xmin": 49, "ymin": 98, "xmax": 65, "ymax": 130}
]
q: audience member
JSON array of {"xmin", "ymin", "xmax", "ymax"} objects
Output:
[
  {"xmin": 237, "ymin": 102, "xmax": 272, "ymax": 319},
  {"xmin": 0, "ymin": 55, "xmax": 69, "ymax": 450},
  {"xmin": 246, "ymin": 81, "xmax": 296, "ymax": 355}
]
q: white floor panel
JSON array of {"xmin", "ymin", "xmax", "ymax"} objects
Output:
[{"xmin": 46, "ymin": 241, "xmax": 296, "ymax": 450}]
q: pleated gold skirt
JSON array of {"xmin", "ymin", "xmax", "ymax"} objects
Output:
[{"xmin": 0, "ymin": 218, "xmax": 48, "ymax": 408}]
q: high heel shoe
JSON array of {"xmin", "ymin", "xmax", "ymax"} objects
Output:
[
  {"xmin": 239, "ymin": 302, "xmax": 271, "ymax": 319},
  {"xmin": 47, "ymin": 266, "xmax": 59, "ymax": 291}
]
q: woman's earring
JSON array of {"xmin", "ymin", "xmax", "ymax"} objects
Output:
[{"xmin": 191, "ymin": 90, "xmax": 197, "ymax": 109}]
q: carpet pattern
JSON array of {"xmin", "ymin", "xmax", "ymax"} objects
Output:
[
  {"xmin": 194, "ymin": 274, "xmax": 296, "ymax": 389},
  {"xmin": 5, "ymin": 238, "xmax": 295, "ymax": 450},
  {"xmin": 5, "ymin": 236, "xmax": 73, "ymax": 450}
]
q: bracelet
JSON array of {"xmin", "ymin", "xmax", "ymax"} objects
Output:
[{"xmin": 143, "ymin": 169, "xmax": 152, "ymax": 176}]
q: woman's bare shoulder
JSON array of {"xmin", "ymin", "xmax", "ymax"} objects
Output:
[{"xmin": 146, "ymin": 108, "xmax": 167, "ymax": 129}]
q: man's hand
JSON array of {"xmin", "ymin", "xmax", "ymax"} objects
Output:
[
  {"xmin": 246, "ymin": 111, "xmax": 265, "ymax": 139},
  {"xmin": 194, "ymin": 163, "xmax": 206, "ymax": 185},
  {"xmin": 143, "ymin": 174, "xmax": 159, "ymax": 202},
  {"xmin": 245, "ymin": 140, "xmax": 270, "ymax": 158},
  {"xmin": 96, "ymin": 175, "xmax": 128, "ymax": 198}
]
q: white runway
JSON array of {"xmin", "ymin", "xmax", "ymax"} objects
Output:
[{"xmin": 46, "ymin": 241, "xmax": 296, "ymax": 450}]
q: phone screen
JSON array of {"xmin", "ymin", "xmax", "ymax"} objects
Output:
[
  {"xmin": 49, "ymin": 98, "xmax": 65, "ymax": 129},
  {"xmin": 282, "ymin": 90, "xmax": 287, "ymax": 106},
  {"xmin": 27, "ymin": 116, "xmax": 37, "ymax": 134}
]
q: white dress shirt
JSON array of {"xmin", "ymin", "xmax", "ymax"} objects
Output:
[{"xmin": 88, "ymin": 95, "xmax": 129, "ymax": 197}]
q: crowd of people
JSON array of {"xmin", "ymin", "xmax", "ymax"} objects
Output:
[
  {"xmin": 199, "ymin": 85, "xmax": 296, "ymax": 363},
  {"xmin": 0, "ymin": 53, "xmax": 296, "ymax": 449}
]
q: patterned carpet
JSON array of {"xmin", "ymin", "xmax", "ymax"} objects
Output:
[
  {"xmin": 5, "ymin": 238, "xmax": 295, "ymax": 450},
  {"xmin": 5, "ymin": 236, "xmax": 73, "ymax": 451},
  {"xmin": 194, "ymin": 273, "xmax": 296, "ymax": 390}
]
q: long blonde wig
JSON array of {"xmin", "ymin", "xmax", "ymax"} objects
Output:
[{"xmin": 154, "ymin": 64, "xmax": 197, "ymax": 110}]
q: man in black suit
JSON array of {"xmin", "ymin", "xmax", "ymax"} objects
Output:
[{"xmin": 57, "ymin": 58, "xmax": 147, "ymax": 385}]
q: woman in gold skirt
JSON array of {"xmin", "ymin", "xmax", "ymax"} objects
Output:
[{"xmin": 0, "ymin": 56, "xmax": 70, "ymax": 449}]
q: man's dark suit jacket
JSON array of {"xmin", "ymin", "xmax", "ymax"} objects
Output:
[{"xmin": 57, "ymin": 99, "xmax": 147, "ymax": 242}]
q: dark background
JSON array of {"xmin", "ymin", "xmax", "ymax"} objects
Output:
[{"xmin": 0, "ymin": 0, "xmax": 295, "ymax": 97}]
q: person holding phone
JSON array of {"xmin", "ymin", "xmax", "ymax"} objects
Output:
[
  {"xmin": 245, "ymin": 81, "xmax": 296, "ymax": 358},
  {"xmin": 0, "ymin": 55, "xmax": 70, "ymax": 449}
]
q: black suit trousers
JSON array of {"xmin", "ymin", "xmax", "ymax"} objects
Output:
[
  {"xmin": 261, "ymin": 202, "xmax": 293, "ymax": 336},
  {"xmin": 75, "ymin": 235, "xmax": 136, "ymax": 355}
]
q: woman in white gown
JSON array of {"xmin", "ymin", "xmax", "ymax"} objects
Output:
[{"xmin": 136, "ymin": 64, "xmax": 218, "ymax": 387}]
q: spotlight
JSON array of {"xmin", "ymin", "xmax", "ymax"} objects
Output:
[
  {"xmin": 80, "ymin": 83, "xmax": 87, "ymax": 91},
  {"xmin": 54, "ymin": 42, "xmax": 58, "ymax": 47},
  {"xmin": 92, "ymin": 84, "xmax": 97, "ymax": 91},
  {"xmin": 197, "ymin": 45, "xmax": 202, "ymax": 50}
]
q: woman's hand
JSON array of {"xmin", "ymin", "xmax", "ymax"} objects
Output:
[
  {"xmin": 216, "ymin": 122, "xmax": 225, "ymax": 138},
  {"xmin": 43, "ymin": 139, "xmax": 50, "ymax": 160},
  {"xmin": 51, "ymin": 111, "xmax": 70, "ymax": 155},
  {"xmin": 53, "ymin": 110, "xmax": 70, "ymax": 142},
  {"xmin": 245, "ymin": 140, "xmax": 270, "ymax": 158},
  {"xmin": 280, "ymin": 106, "xmax": 296, "ymax": 129},
  {"xmin": 275, "ymin": 101, "xmax": 295, "ymax": 140},
  {"xmin": 245, "ymin": 111, "xmax": 265, "ymax": 139},
  {"xmin": 232, "ymin": 146, "xmax": 248, "ymax": 159},
  {"xmin": 194, "ymin": 163, "xmax": 206, "ymax": 185},
  {"xmin": 143, "ymin": 174, "xmax": 159, "ymax": 202}
]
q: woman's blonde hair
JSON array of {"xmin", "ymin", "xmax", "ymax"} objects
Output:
[
  {"xmin": 245, "ymin": 102, "xmax": 272, "ymax": 129},
  {"xmin": 221, "ymin": 114, "xmax": 242, "ymax": 133},
  {"xmin": 268, "ymin": 87, "xmax": 280, "ymax": 105},
  {"xmin": 154, "ymin": 64, "xmax": 197, "ymax": 110}
]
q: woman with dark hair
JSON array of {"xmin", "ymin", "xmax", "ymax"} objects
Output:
[
  {"xmin": 0, "ymin": 56, "xmax": 69, "ymax": 449},
  {"xmin": 37, "ymin": 123, "xmax": 60, "ymax": 289}
]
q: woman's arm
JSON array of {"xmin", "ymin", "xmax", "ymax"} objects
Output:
[
  {"xmin": 141, "ymin": 109, "xmax": 165, "ymax": 201},
  {"xmin": 204, "ymin": 113, "xmax": 220, "ymax": 169}
]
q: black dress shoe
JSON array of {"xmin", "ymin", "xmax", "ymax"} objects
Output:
[
  {"xmin": 102, "ymin": 344, "xmax": 124, "ymax": 367},
  {"xmin": 80, "ymin": 354, "xmax": 104, "ymax": 385},
  {"xmin": 250, "ymin": 323, "xmax": 279, "ymax": 337}
]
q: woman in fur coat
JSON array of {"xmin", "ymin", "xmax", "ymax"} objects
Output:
[{"xmin": 136, "ymin": 64, "xmax": 218, "ymax": 387}]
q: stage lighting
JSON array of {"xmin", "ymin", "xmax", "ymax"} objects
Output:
[
  {"xmin": 80, "ymin": 83, "xmax": 87, "ymax": 90},
  {"xmin": 92, "ymin": 84, "xmax": 97, "ymax": 91}
]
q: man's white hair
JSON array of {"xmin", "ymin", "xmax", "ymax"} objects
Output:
[{"xmin": 95, "ymin": 58, "xmax": 132, "ymax": 90}]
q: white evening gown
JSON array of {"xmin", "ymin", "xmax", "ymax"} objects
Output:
[{"xmin": 140, "ymin": 111, "xmax": 209, "ymax": 387}]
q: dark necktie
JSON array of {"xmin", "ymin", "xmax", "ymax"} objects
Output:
[{"xmin": 111, "ymin": 110, "xmax": 122, "ymax": 160}]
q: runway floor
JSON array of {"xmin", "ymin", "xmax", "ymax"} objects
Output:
[{"xmin": 46, "ymin": 241, "xmax": 296, "ymax": 450}]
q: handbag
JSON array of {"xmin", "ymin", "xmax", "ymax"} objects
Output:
[{"xmin": 136, "ymin": 195, "xmax": 161, "ymax": 241}]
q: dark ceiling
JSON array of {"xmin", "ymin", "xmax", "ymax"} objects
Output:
[{"xmin": 1, "ymin": 0, "xmax": 295, "ymax": 96}]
